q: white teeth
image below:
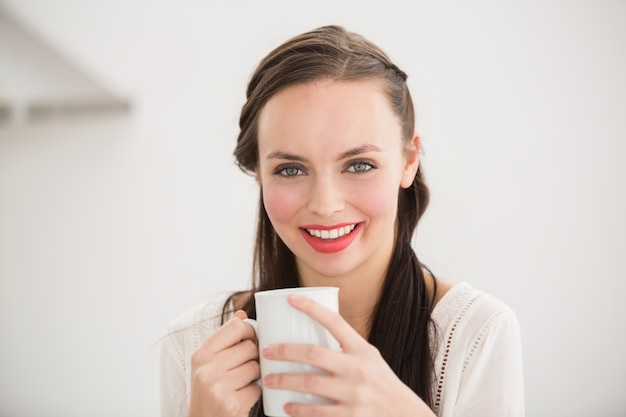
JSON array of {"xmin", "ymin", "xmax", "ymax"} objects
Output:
[{"xmin": 307, "ymin": 224, "xmax": 356, "ymax": 240}]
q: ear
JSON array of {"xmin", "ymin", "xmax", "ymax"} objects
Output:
[{"xmin": 400, "ymin": 133, "xmax": 420, "ymax": 189}]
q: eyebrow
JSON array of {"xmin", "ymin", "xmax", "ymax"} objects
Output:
[
  {"xmin": 266, "ymin": 151, "xmax": 306, "ymax": 162},
  {"xmin": 338, "ymin": 144, "xmax": 382, "ymax": 160},
  {"xmin": 266, "ymin": 144, "xmax": 382, "ymax": 162}
]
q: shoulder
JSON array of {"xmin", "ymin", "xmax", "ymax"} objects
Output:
[
  {"xmin": 167, "ymin": 292, "xmax": 233, "ymax": 333},
  {"xmin": 430, "ymin": 281, "xmax": 523, "ymax": 380},
  {"xmin": 430, "ymin": 282, "xmax": 525, "ymax": 416},
  {"xmin": 432, "ymin": 281, "xmax": 518, "ymax": 337},
  {"xmin": 162, "ymin": 292, "xmax": 234, "ymax": 368}
]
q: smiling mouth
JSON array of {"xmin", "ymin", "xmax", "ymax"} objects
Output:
[{"xmin": 304, "ymin": 224, "xmax": 357, "ymax": 240}]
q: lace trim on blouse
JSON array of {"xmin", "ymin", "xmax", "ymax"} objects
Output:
[
  {"xmin": 462, "ymin": 309, "xmax": 507, "ymax": 372},
  {"xmin": 430, "ymin": 282, "xmax": 478, "ymax": 414}
]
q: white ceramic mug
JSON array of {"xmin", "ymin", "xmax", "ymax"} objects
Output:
[{"xmin": 244, "ymin": 287, "xmax": 340, "ymax": 417}]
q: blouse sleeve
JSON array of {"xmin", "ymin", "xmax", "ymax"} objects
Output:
[
  {"xmin": 159, "ymin": 295, "xmax": 230, "ymax": 417},
  {"xmin": 453, "ymin": 310, "xmax": 525, "ymax": 417},
  {"xmin": 160, "ymin": 330, "xmax": 190, "ymax": 417}
]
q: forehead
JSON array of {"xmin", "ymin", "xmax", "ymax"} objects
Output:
[{"xmin": 257, "ymin": 79, "xmax": 401, "ymax": 153}]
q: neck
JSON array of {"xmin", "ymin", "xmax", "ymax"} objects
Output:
[
  {"xmin": 298, "ymin": 265, "xmax": 387, "ymax": 340},
  {"xmin": 338, "ymin": 279, "xmax": 382, "ymax": 339}
]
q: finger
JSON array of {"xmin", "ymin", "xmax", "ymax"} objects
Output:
[
  {"xmin": 262, "ymin": 343, "xmax": 342, "ymax": 374},
  {"xmin": 237, "ymin": 383, "xmax": 262, "ymax": 412},
  {"xmin": 287, "ymin": 294, "xmax": 363, "ymax": 352},
  {"xmin": 227, "ymin": 359, "xmax": 261, "ymax": 391},
  {"xmin": 211, "ymin": 338, "xmax": 258, "ymax": 373},
  {"xmin": 264, "ymin": 372, "xmax": 347, "ymax": 403},
  {"xmin": 195, "ymin": 312, "xmax": 256, "ymax": 359},
  {"xmin": 284, "ymin": 402, "xmax": 339, "ymax": 417}
]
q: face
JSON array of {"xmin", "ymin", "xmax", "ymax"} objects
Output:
[{"xmin": 257, "ymin": 79, "xmax": 419, "ymax": 284}]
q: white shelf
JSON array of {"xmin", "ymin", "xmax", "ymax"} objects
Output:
[{"xmin": 0, "ymin": 5, "xmax": 130, "ymax": 124}]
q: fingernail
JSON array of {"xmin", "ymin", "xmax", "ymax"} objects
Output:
[
  {"xmin": 262, "ymin": 345, "xmax": 274, "ymax": 358},
  {"xmin": 288, "ymin": 294, "xmax": 302, "ymax": 304},
  {"xmin": 263, "ymin": 374, "xmax": 273, "ymax": 386}
]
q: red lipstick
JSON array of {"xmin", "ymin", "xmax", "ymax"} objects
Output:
[{"xmin": 299, "ymin": 223, "xmax": 361, "ymax": 253}]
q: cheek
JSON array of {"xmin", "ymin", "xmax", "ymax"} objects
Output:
[
  {"xmin": 351, "ymin": 177, "xmax": 399, "ymax": 219},
  {"xmin": 262, "ymin": 185, "xmax": 301, "ymax": 224}
]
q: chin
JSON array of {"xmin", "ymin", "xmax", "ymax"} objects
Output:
[{"xmin": 299, "ymin": 256, "xmax": 362, "ymax": 281}]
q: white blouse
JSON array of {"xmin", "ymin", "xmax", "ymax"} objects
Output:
[{"xmin": 160, "ymin": 282, "xmax": 525, "ymax": 417}]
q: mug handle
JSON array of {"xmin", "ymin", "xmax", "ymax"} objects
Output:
[
  {"xmin": 243, "ymin": 318, "xmax": 262, "ymax": 387},
  {"xmin": 243, "ymin": 317, "xmax": 258, "ymax": 333}
]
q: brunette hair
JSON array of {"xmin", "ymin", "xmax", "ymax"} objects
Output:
[{"xmin": 228, "ymin": 25, "xmax": 435, "ymax": 413}]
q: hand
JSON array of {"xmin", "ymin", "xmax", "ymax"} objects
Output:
[
  {"xmin": 261, "ymin": 295, "xmax": 436, "ymax": 417},
  {"xmin": 188, "ymin": 310, "xmax": 261, "ymax": 417}
]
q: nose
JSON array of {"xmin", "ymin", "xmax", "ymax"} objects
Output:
[{"xmin": 307, "ymin": 176, "xmax": 345, "ymax": 218}]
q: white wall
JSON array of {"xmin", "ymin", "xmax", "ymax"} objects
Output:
[{"xmin": 0, "ymin": 1, "xmax": 625, "ymax": 416}]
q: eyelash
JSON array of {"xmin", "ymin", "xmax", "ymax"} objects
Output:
[{"xmin": 272, "ymin": 160, "xmax": 377, "ymax": 177}]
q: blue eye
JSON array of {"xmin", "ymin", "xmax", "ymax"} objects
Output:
[
  {"xmin": 347, "ymin": 161, "xmax": 374, "ymax": 173},
  {"xmin": 283, "ymin": 167, "xmax": 300, "ymax": 176},
  {"xmin": 275, "ymin": 165, "xmax": 304, "ymax": 177}
]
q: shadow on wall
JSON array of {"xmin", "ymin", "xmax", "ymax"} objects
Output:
[{"xmin": 0, "ymin": 4, "xmax": 130, "ymax": 125}]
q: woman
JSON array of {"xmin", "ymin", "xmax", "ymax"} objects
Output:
[{"xmin": 161, "ymin": 25, "xmax": 524, "ymax": 417}]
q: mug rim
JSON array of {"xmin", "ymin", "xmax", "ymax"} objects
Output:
[{"xmin": 253, "ymin": 286, "xmax": 339, "ymax": 298}]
